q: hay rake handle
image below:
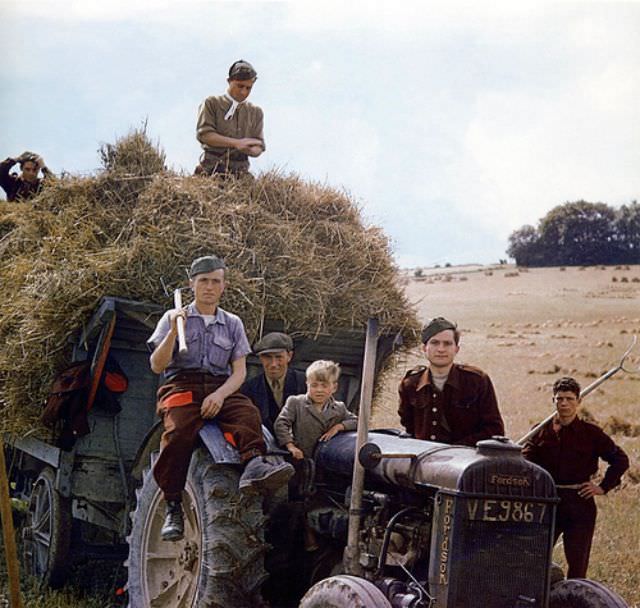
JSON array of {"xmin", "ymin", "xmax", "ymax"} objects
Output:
[{"xmin": 517, "ymin": 336, "xmax": 638, "ymax": 446}]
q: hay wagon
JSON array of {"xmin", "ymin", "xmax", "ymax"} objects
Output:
[{"xmin": 5, "ymin": 296, "xmax": 390, "ymax": 589}]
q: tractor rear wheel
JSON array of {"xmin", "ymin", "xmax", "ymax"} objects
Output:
[
  {"xmin": 549, "ymin": 579, "xmax": 628, "ymax": 608},
  {"xmin": 126, "ymin": 447, "xmax": 268, "ymax": 608},
  {"xmin": 22, "ymin": 466, "xmax": 71, "ymax": 588},
  {"xmin": 299, "ymin": 575, "xmax": 392, "ymax": 608}
]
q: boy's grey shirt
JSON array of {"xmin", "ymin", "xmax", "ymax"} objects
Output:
[{"xmin": 274, "ymin": 393, "xmax": 358, "ymax": 458}]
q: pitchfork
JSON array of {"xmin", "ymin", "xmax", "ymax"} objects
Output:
[{"xmin": 517, "ymin": 335, "xmax": 639, "ymax": 445}]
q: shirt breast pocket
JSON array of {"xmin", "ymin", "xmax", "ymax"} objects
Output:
[
  {"xmin": 454, "ymin": 397, "xmax": 477, "ymax": 409},
  {"xmin": 208, "ymin": 334, "xmax": 234, "ymax": 370}
]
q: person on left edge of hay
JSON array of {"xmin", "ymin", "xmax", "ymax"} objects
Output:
[
  {"xmin": 0, "ymin": 150, "xmax": 53, "ymax": 201},
  {"xmin": 195, "ymin": 59, "xmax": 265, "ymax": 177},
  {"xmin": 147, "ymin": 255, "xmax": 294, "ymax": 542}
]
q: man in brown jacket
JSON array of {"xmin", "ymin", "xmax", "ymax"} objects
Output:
[
  {"xmin": 522, "ymin": 376, "xmax": 629, "ymax": 578},
  {"xmin": 195, "ymin": 59, "xmax": 265, "ymax": 177},
  {"xmin": 398, "ymin": 317, "xmax": 504, "ymax": 445}
]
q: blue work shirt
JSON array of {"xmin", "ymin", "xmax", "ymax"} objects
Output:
[{"xmin": 147, "ymin": 303, "xmax": 251, "ymax": 378}]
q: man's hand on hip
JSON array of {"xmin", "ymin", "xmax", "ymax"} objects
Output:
[{"xmin": 578, "ymin": 482, "xmax": 604, "ymax": 499}]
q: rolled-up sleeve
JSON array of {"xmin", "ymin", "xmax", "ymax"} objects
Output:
[
  {"xmin": 196, "ymin": 99, "xmax": 218, "ymax": 142},
  {"xmin": 229, "ymin": 317, "xmax": 251, "ymax": 362}
]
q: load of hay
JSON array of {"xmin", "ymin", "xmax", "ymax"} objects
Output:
[{"xmin": 0, "ymin": 130, "xmax": 419, "ymax": 435}]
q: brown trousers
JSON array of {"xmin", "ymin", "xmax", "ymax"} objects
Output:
[
  {"xmin": 554, "ymin": 489, "xmax": 597, "ymax": 579},
  {"xmin": 153, "ymin": 371, "xmax": 265, "ymax": 502}
]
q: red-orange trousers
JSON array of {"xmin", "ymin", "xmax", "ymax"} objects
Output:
[{"xmin": 153, "ymin": 371, "xmax": 265, "ymax": 502}]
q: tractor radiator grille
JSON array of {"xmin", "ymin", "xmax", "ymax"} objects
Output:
[{"xmin": 449, "ymin": 520, "xmax": 549, "ymax": 608}]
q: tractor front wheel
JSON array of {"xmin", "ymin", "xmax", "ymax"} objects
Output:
[
  {"xmin": 299, "ymin": 575, "xmax": 392, "ymax": 608},
  {"xmin": 549, "ymin": 579, "xmax": 628, "ymax": 608}
]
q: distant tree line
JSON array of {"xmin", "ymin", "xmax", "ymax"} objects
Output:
[{"xmin": 507, "ymin": 200, "xmax": 640, "ymax": 267}]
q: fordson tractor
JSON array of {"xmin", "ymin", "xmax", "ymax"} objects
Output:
[{"xmin": 5, "ymin": 299, "xmax": 628, "ymax": 607}]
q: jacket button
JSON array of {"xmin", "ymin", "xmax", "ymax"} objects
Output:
[
  {"xmin": 430, "ymin": 435, "xmax": 436, "ymax": 440},
  {"xmin": 432, "ymin": 421, "xmax": 437, "ymax": 426},
  {"xmin": 432, "ymin": 407, "xmax": 437, "ymax": 413}
]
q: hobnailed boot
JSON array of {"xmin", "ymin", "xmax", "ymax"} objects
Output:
[
  {"xmin": 161, "ymin": 499, "xmax": 184, "ymax": 542},
  {"xmin": 239, "ymin": 455, "xmax": 295, "ymax": 495}
]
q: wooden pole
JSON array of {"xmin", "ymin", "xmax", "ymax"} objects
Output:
[
  {"xmin": 0, "ymin": 440, "xmax": 24, "ymax": 608},
  {"xmin": 343, "ymin": 318, "xmax": 378, "ymax": 576}
]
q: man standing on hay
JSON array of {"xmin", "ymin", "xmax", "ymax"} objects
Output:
[
  {"xmin": 0, "ymin": 150, "xmax": 52, "ymax": 201},
  {"xmin": 147, "ymin": 255, "xmax": 294, "ymax": 542},
  {"xmin": 398, "ymin": 317, "xmax": 505, "ymax": 445},
  {"xmin": 241, "ymin": 332, "xmax": 307, "ymax": 434},
  {"xmin": 522, "ymin": 376, "xmax": 629, "ymax": 579},
  {"xmin": 195, "ymin": 59, "xmax": 265, "ymax": 177}
]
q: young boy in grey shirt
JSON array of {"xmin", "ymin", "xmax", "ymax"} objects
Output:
[{"xmin": 274, "ymin": 360, "xmax": 357, "ymax": 459}]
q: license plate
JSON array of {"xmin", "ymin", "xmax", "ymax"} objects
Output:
[{"xmin": 466, "ymin": 499, "xmax": 549, "ymax": 524}]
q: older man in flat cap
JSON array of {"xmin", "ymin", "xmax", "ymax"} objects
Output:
[
  {"xmin": 241, "ymin": 332, "xmax": 307, "ymax": 434},
  {"xmin": 398, "ymin": 317, "xmax": 504, "ymax": 446},
  {"xmin": 195, "ymin": 59, "xmax": 265, "ymax": 177},
  {"xmin": 148, "ymin": 255, "xmax": 293, "ymax": 542}
]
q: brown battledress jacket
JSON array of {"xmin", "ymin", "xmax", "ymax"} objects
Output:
[{"xmin": 398, "ymin": 363, "xmax": 504, "ymax": 446}]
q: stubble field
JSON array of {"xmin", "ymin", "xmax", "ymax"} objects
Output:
[{"xmin": 373, "ymin": 264, "xmax": 640, "ymax": 607}]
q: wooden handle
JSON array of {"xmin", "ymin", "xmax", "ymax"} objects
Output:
[{"xmin": 174, "ymin": 289, "xmax": 188, "ymax": 355}]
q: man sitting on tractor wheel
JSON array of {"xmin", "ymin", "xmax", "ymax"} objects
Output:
[
  {"xmin": 398, "ymin": 316, "xmax": 505, "ymax": 445},
  {"xmin": 523, "ymin": 376, "xmax": 629, "ymax": 578},
  {"xmin": 147, "ymin": 255, "xmax": 294, "ymax": 542}
]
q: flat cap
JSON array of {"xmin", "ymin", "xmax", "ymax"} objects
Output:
[
  {"xmin": 229, "ymin": 59, "xmax": 257, "ymax": 81},
  {"xmin": 253, "ymin": 332, "xmax": 293, "ymax": 354},
  {"xmin": 421, "ymin": 317, "xmax": 457, "ymax": 344},
  {"xmin": 189, "ymin": 255, "xmax": 226, "ymax": 278}
]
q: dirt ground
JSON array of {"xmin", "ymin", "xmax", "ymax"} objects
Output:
[{"xmin": 373, "ymin": 263, "xmax": 640, "ymax": 607}]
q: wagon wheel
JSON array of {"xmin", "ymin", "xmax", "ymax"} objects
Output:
[
  {"xmin": 126, "ymin": 447, "xmax": 268, "ymax": 608},
  {"xmin": 549, "ymin": 578, "xmax": 629, "ymax": 608},
  {"xmin": 22, "ymin": 466, "xmax": 72, "ymax": 588},
  {"xmin": 299, "ymin": 575, "xmax": 392, "ymax": 608}
]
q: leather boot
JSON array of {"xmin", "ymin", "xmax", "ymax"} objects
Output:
[
  {"xmin": 161, "ymin": 499, "xmax": 184, "ymax": 542},
  {"xmin": 239, "ymin": 456, "xmax": 294, "ymax": 495}
]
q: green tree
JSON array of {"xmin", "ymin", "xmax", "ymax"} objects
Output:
[
  {"xmin": 613, "ymin": 201, "xmax": 640, "ymax": 263},
  {"xmin": 506, "ymin": 200, "xmax": 639, "ymax": 266},
  {"xmin": 506, "ymin": 224, "xmax": 543, "ymax": 266},
  {"xmin": 537, "ymin": 201, "xmax": 617, "ymax": 265}
]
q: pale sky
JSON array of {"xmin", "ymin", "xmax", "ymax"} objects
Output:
[{"xmin": 1, "ymin": 0, "xmax": 638, "ymax": 266}]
